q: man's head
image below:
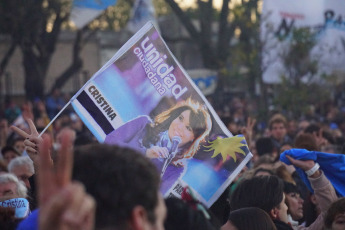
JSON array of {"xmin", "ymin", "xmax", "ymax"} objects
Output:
[
  {"xmin": 0, "ymin": 173, "xmax": 27, "ymax": 200},
  {"xmin": 269, "ymin": 114, "xmax": 287, "ymax": 142},
  {"xmin": 8, "ymin": 156, "xmax": 34, "ymax": 189},
  {"xmin": 72, "ymin": 144, "xmax": 166, "ymax": 230},
  {"xmin": 230, "ymin": 175, "xmax": 288, "ymax": 223}
]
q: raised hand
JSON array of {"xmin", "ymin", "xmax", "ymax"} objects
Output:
[
  {"xmin": 38, "ymin": 128, "xmax": 95, "ymax": 230},
  {"xmin": 240, "ymin": 117, "xmax": 257, "ymax": 147},
  {"xmin": 11, "ymin": 119, "xmax": 42, "ymax": 169},
  {"xmin": 285, "ymin": 155, "xmax": 320, "ymax": 178}
]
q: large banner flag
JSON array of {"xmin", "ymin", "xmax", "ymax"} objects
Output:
[
  {"xmin": 71, "ymin": 22, "xmax": 252, "ymax": 207},
  {"xmin": 70, "ymin": 0, "xmax": 118, "ymax": 29},
  {"xmin": 261, "ymin": 0, "xmax": 345, "ymax": 83}
]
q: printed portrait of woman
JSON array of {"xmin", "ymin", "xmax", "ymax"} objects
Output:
[{"xmin": 104, "ymin": 98, "xmax": 212, "ymax": 194}]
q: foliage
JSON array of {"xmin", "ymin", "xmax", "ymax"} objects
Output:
[
  {"xmin": 0, "ymin": 0, "xmax": 74, "ymax": 100},
  {"xmin": 272, "ymin": 28, "xmax": 331, "ymax": 118}
]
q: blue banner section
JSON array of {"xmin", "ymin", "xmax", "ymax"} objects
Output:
[{"xmin": 73, "ymin": 0, "xmax": 117, "ymax": 10}]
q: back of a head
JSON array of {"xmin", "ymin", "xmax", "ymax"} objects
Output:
[
  {"xmin": 164, "ymin": 197, "xmax": 218, "ymax": 230},
  {"xmin": 228, "ymin": 207, "xmax": 277, "ymax": 230},
  {"xmin": 256, "ymin": 137, "xmax": 275, "ymax": 156},
  {"xmin": 294, "ymin": 133, "xmax": 318, "ymax": 151},
  {"xmin": 72, "ymin": 144, "xmax": 160, "ymax": 229},
  {"xmin": 304, "ymin": 124, "xmax": 320, "ymax": 134},
  {"xmin": 229, "ymin": 175, "xmax": 284, "ymax": 214}
]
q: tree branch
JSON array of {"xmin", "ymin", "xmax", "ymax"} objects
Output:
[
  {"xmin": 0, "ymin": 39, "xmax": 16, "ymax": 78},
  {"xmin": 164, "ymin": 0, "xmax": 201, "ymax": 42},
  {"xmin": 49, "ymin": 31, "xmax": 83, "ymax": 94}
]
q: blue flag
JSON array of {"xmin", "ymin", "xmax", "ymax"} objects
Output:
[{"xmin": 280, "ymin": 149, "xmax": 345, "ymax": 197}]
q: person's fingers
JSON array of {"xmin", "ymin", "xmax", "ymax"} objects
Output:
[
  {"xmin": 285, "ymin": 155, "xmax": 296, "ymax": 164},
  {"xmin": 62, "ymin": 183, "xmax": 95, "ymax": 229},
  {"xmin": 251, "ymin": 118, "xmax": 257, "ymax": 128},
  {"xmin": 80, "ymin": 195, "xmax": 96, "ymax": 230},
  {"xmin": 62, "ymin": 195, "xmax": 96, "ymax": 230},
  {"xmin": 39, "ymin": 185, "xmax": 73, "ymax": 230},
  {"xmin": 25, "ymin": 146, "xmax": 37, "ymax": 155},
  {"xmin": 285, "ymin": 155, "xmax": 314, "ymax": 171},
  {"xmin": 27, "ymin": 119, "xmax": 39, "ymax": 136},
  {"xmin": 161, "ymin": 147, "xmax": 169, "ymax": 158},
  {"xmin": 10, "ymin": 126, "xmax": 29, "ymax": 138},
  {"xmin": 29, "ymin": 136, "xmax": 43, "ymax": 144},
  {"xmin": 56, "ymin": 131, "xmax": 73, "ymax": 187},
  {"xmin": 38, "ymin": 135, "xmax": 54, "ymax": 204},
  {"xmin": 24, "ymin": 139, "xmax": 37, "ymax": 148}
]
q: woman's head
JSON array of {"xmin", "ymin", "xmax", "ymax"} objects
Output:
[
  {"xmin": 283, "ymin": 181, "xmax": 304, "ymax": 221},
  {"xmin": 154, "ymin": 98, "xmax": 212, "ymax": 158},
  {"xmin": 222, "ymin": 207, "xmax": 277, "ymax": 230}
]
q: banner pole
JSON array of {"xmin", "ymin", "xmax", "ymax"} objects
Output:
[{"xmin": 38, "ymin": 100, "xmax": 72, "ymax": 138}]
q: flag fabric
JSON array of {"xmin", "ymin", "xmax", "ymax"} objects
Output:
[
  {"xmin": 70, "ymin": 22, "xmax": 252, "ymax": 207},
  {"xmin": 70, "ymin": 0, "xmax": 118, "ymax": 29},
  {"xmin": 280, "ymin": 149, "xmax": 345, "ymax": 197},
  {"xmin": 261, "ymin": 0, "xmax": 345, "ymax": 83},
  {"xmin": 126, "ymin": 0, "xmax": 159, "ymax": 33}
]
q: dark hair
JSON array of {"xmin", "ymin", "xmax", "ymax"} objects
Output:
[
  {"xmin": 294, "ymin": 133, "xmax": 319, "ymax": 151},
  {"xmin": 304, "ymin": 124, "xmax": 335, "ymax": 144},
  {"xmin": 283, "ymin": 181, "xmax": 300, "ymax": 194},
  {"xmin": 164, "ymin": 197, "xmax": 218, "ymax": 230},
  {"xmin": 324, "ymin": 198, "xmax": 345, "ymax": 229},
  {"xmin": 304, "ymin": 124, "xmax": 320, "ymax": 134},
  {"xmin": 229, "ymin": 207, "xmax": 277, "ymax": 230},
  {"xmin": 256, "ymin": 137, "xmax": 275, "ymax": 156},
  {"xmin": 229, "ymin": 176, "xmax": 284, "ymax": 214},
  {"xmin": 1, "ymin": 146, "xmax": 20, "ymax": 157},
  {"xmin": 72, "ymin": 144, "xmax": 160, "ymax": 229}
]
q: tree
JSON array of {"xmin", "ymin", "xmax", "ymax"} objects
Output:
[
  {"xmin": 163, "ymin": 0, "xmax": 260, "ymax": 69},
  {"xmin": 0, "ymin": 0, "xmax": 75, "ymax": 100},
  {"xmin": 272, "ymin": 28, "xmax": 331, "ymax": 118}
]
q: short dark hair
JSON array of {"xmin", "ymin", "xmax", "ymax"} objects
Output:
[
  {"xmin": 229, "ymin": 207, "xmax": 277, "ymax": 230},
  {"xmin": 283, "ymin": 181, "xmax": 300, "ymax": 194},
  {"xmin": 164, "ymin": 197, "xmax": 217, "ymax": 230},
  {"xmin": 256, "ymin": 137, "xmax": 275, "ymax": 156},
  {"xmin": 1, "ymin": 146, "xmax": 20, "ymax": 157},
  {"xmin": 229, "ymin": 176, "xmax": 284, "ymax": 214},
  {"xmin": 72, "ymin": 144, "xmax": 160, "ymax": 229}
]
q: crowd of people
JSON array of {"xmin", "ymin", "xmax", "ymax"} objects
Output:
[{"xmin": 0, "ymin": 89, "xmax": 344, "ymax": 230}]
